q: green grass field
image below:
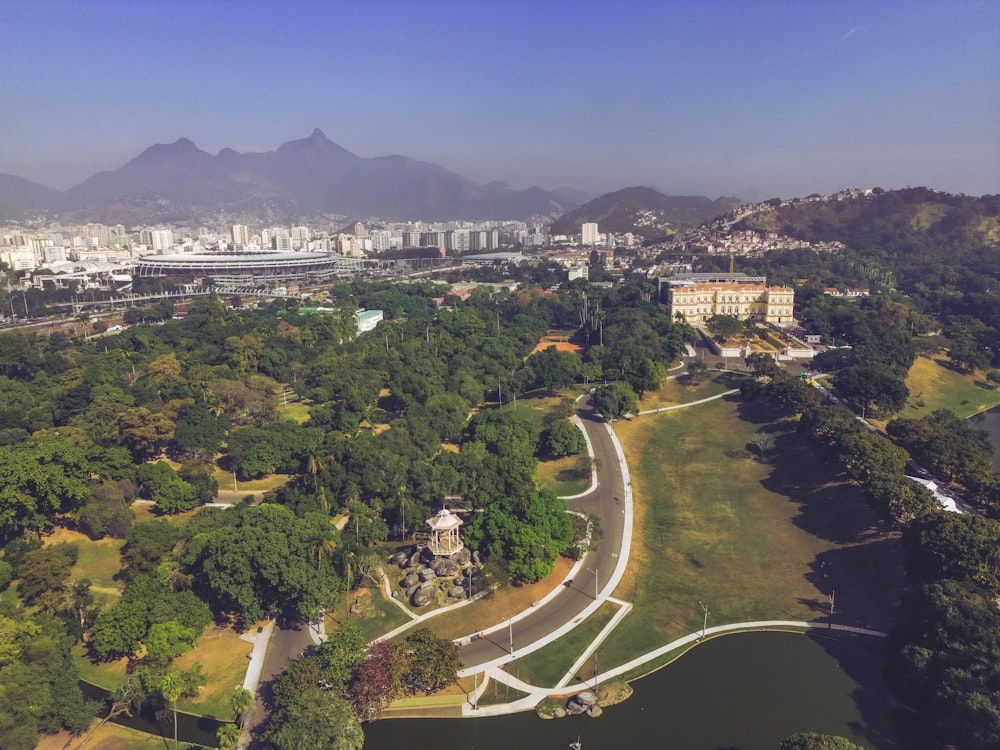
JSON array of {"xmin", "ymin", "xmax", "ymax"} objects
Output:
[
  {"xmin": 279, "ymin": 401, "xmax": 311, "ymax": 424},
  {"xmin": 635, "ymin": 373, "xmax": 735, "ymax": 412},
  {"xmin": 506, "ymin": 601, "xmax": 619, "ymax": 687},
  {"xmin": 73, "ymin": 644, "xmax": 128, "ymax": 690},
  {"xmin": 901, "ymin": 354, "xmax": 1000, "ymax": 418},
  {"xmin": 45, "ymin": 528, "xmax": 124, "ymax": 600},
  {"xmin": 596, "ymin": 396, "xmax": 904, "ymax": 671},
  {"xmin": 536, "ymin": 454, "xmax": 590, "ymax": 496},
  {"xmin": 327, "ymin": 586, "xmax": 415, "ymax": 643}
]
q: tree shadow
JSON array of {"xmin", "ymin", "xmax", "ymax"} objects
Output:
[{"xmin": 809, "ymin": 632, "xmax": 931, "ymax": 749}]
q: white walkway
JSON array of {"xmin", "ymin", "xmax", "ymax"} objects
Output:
[{"xmin": 461, "ymin": 620, "xmax": 887, "ymax": 717}]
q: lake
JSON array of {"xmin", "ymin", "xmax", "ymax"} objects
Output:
[
  {"xmin": 364, "ymin": 631, "xmax": 910, "ymax": 750},
  {"xmin": 970, "ymin": 406, "xmax": 1000, "ymax": 470}
]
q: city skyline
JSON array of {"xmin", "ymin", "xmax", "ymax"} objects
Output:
[{"xmin": 1, "ymin": 0, "xmax": 998, "ymax": 199}]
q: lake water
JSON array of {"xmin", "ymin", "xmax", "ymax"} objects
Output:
[
  {"xmin": 970, "ymin": 406, "xmax": 1000, "ymax": 470},
  {"xmin": 364, "ymin": 631, "xmax": 909, "ymax": 750}
]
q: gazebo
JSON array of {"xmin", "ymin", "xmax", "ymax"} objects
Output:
[{"xmin": 425, "ymin": 507, "xmax": 464, "ymax": 557}]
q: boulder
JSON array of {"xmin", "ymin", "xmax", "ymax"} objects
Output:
[
  {"xmin": 552, "ymin": 706, "xmax": 566, "ymax": 718},
  {"xmin": 418, "ymin": 567, "xmax": 436, "ymax": 582},
  {"xmin": 455, "ymin": 548, "xmax": 472, "ymax": 565},
  {"xmin": 586, "ymin": 704, "xmax": 603, "ymax": 718},
  {"xmin": 402, "ymin": 572, "xmax": 419, "ymax": 588},
  {"xmin": 405, "ymin": 584, "xmax": 421, "ymax": 598},
  {"xmin": 431, "ymin": 557, "xmax": 460, "ymax": 577},
  {"xmin": 565, "ymin": 699, "xmax": 587, "ymax": 715},
  {"xmin": 575, "ymin": 691, "xmax": 598, "ymax": 706},
  {"xmin": 448, "ymin": 585, "xmax": 466, "ymax": 599},
  {"xmin": 471, "ymin": 550, "xmax": 481, "ymax": 565},
  {"xmin": 390, "ymin": 550, "xmax": 409, "ymax": 567},
  {"xmin": 411, "ymin": 583, "xmax": 435, "ymax": 607},
  {"xmin": 407, "ymin": 552, "xmax": 422, "ymax": 568}
]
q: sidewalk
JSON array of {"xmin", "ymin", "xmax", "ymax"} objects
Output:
[{"xmin": 460, "ymin": 620, "xmax": 888, "ymax": 717}]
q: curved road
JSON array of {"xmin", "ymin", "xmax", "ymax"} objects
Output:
[{"xmin": 459, "ymin": 397, "xmax": 628, "ymax": 668}]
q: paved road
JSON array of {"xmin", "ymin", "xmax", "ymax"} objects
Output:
[
  {"xmin": 241, "ymin": 619, "xmax": 316, "ymax": 749},
  {"xmin": 458, "ymin": 397, "xmax": 628, "ymax": 667}
]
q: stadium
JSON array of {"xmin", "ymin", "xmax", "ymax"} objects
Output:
[{"xmin": 133, "ymin": 251, "xmax": 365, "ymax": 284}]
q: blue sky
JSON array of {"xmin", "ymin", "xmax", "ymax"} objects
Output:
[{"xmin": 1, "ymin": 0, "xmax": 998, "ymax": 198}]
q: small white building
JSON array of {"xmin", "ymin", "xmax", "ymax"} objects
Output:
[
  {"xmin": 426, "ymin": 508, "xmax": 464, "ymax": 557},
  {"xmin": 354, "ymin": 309, "xmax": 383, "ymax": 333}
]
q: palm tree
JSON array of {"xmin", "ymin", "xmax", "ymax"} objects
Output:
[
  {"xmin": 159, "ymin": 671, "xmax": 183, "ymax": 750},
  {"xmin": 230, "ymin": 687, "xmax": 252, "ymax": 724},
  {"xmin": 306, "ymin": 451, "xmax": 324, "ymax": 492},
  {"xmin": 595, "ymin": 308, "xmax": 606, "ymax": 347},
  {"xmin": 216, "ymin": 723, "xmax": 241, "ymax": 750}
]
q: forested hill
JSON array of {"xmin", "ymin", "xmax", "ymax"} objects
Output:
[
  {"xmin": 735, "ymin": 188, "xmax": 1000, "ymax": 293},
  {"xmin": 550, "ymin": 186, "xmax": 741, "ymax": 239}
]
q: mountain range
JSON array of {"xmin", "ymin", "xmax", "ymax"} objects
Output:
[{"xmin": 0, "ymin": 130, "xmax": 593, "ymax": 225}]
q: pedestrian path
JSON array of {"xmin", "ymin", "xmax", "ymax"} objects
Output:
[
  {"xmin": 460, "ymin": 620, "xmax": 888, "ymax": 717},
  {"xmin": 637, "ymin": 388, "xmax": 739, "ymax": 415}
]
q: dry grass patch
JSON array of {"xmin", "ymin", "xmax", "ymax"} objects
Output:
[
  {"xmin": 210, "ymin": 467, "xmax": 292, "ymax": 493},
  {"xmin": 420, "ymin": 556, "xmax": 575, "ymax": 641},
  {"xmin": 37, "ymin": 721, "xmax": 166, "ymax": 750},
  {"xmin": 44, "ymin": 528, "xmax": 123, "ymax": 597},
  {"xmin": 635, "ymin": 374, "xmax": 733, "ymax": 412},
  {"xmin": 175, "ymin": 626, "xmax": 252, "ymax": 719},
  {"xmin": 598, "ymin": 398, "xmax": 904, "ymax": 670}
]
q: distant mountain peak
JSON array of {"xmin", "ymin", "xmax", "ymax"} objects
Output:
[{"xmin": 3, "ymin": 132, "xmax": 589, "ymax": 223}]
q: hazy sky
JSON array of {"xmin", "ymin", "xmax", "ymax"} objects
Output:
[{"xmin": 1, "ymin": 0, "xmax": 998, "ymax": 199}]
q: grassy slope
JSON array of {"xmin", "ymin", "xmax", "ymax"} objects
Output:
[
  {"xmin": 597, "ymin": 396, "xmax": 904, "ymax": 670},
  {"xmin": 901, "ymin": 353, "xmax": 1000, "ymax": 419},
  {"xmin": 506, "ymin": 601, "xmax": 619, "ymax": 687}
]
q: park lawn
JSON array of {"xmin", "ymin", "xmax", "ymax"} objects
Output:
[
  {"xmin": 474, "ymin": 678, "xmax": 531, "ymax": 706},
  {"xmin": 597, "ymin": 397, "xmax": 904, "ymax": 671},
  {"xmin": 37, "ymin": 721, "xmax": 166, "ymax": 750},
  {"xmin": 502, "ymin": 389, "xmax": 575, "ymax": 431},
  {"xmin": 636, "ymin": 374, "xmax": 733, "ymax": 412},
  {"xmin": 279, "ymin": 401, "xmax": 311, "ymax": 423},
  {"xmin": 73, "ymin": 644, "xmax": 128, "ymax": 690},
  {"xmin": 901, "ymin": 353, "xmax": 1000, "ymax": 418},
  {"xmin": 45, "ymin": 528, "xmax": 124, "ymax": 599},
  {"xmin": 327, "ymin": 586, "xmax": 414, "ymax": 643},
  {"xmin": 175, "ymin": 626, "xmax": 252, "ymax": 719},
  {"xmin": 505, "ymin": 601, "xmax": 619, "ymax": 688},
  {"xmin": 420, "ymin": 556, "xmax": 575, "ymax": 642},
  {"xmin": 536, "ymin": 454, "xmax": 590, "ymax": 497},
  {"xmin": 210, "ymin": 466, "xmax": 292, "ymax": 494}
]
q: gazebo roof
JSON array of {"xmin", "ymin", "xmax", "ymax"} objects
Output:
[{"xmin": 426, "ymin": 507, "xmax": 463, "ymax": 531}]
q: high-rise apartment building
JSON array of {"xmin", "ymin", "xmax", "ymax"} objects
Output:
[
  {"xmin": 150, "ymin": 229, "xmax": 174, "ymax": 252},
  {"xmin": 231, "ymin": 224, "xmax": 250, "ymax": 246},
  {"xmin": 581, "ymin": 222, "xmax": 599, "ymax": 246}
]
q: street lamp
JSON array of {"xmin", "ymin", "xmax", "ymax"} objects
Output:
[
  {"xmin": 699, "ymin": 600, "xmax": 709, "ymax": 640},
  {"xmin": 587, "ymin": 567, "xmax": 599, "ymax": 600}
]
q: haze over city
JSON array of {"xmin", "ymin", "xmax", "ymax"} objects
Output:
[{"xmin": 1, "ymin": 0, "xmax": 998, "ymax": 200}]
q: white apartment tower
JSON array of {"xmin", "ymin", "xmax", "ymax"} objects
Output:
[
  {"xmin": 231, "ymin": 224, "xmax": 251, "ymax": 246},
  {"xmin": 581, "ymin": 222, "xmax": 599, "ymax": 246}
]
